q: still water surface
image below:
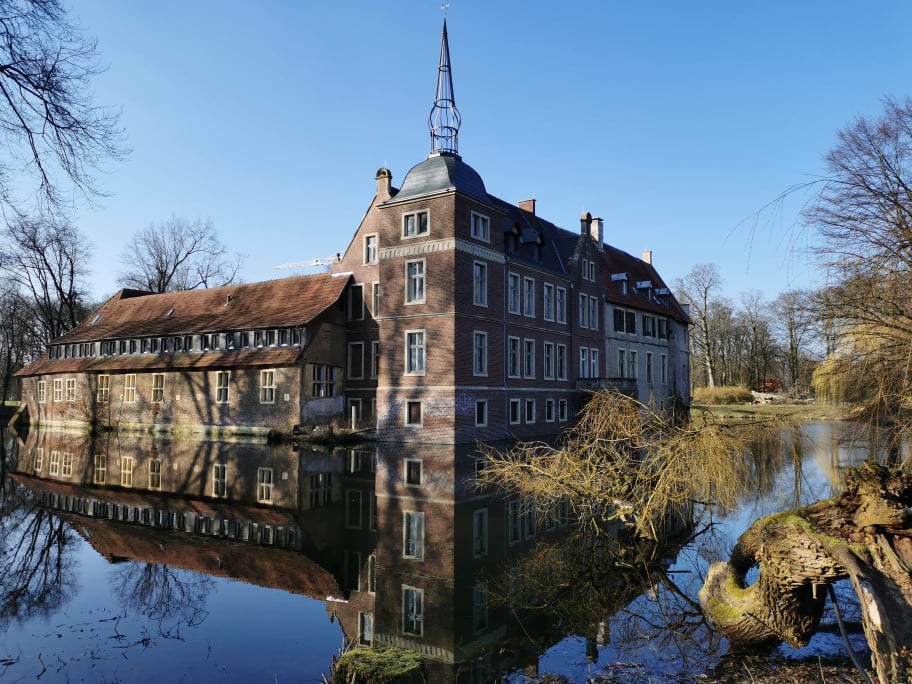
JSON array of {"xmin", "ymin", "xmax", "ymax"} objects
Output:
[{"xmin": 0, "ymin": 422, "xmax": 877, "ymax": 683}]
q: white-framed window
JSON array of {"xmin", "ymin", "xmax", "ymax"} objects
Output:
[
  {"xmin": 372, "ymin": 282, "xmax": 380, "ymax": 317},
  {"xmin": 543, "ymin": 283, "xmax": 555, "ymax": 321},
  {"xmin": 371, "ymin": 341, "xmax": 380, "ymax": 379},
  {"xmin": 151, "ymin": 373, "xmax": 165, "ymax": 403},
  {"xmin": 403, "ymin": 209, "xmax": 429, "ymax": 237},
  {"xmin": 558, "ymin": 399, "xmax": 568, "ymax": 421},
  {"xmin": 646, "ymin": 352, "xmax": 654, "ymax": 383},
  {"xmin": 312, "ymin": 365, "xmax": 336, "ymax": 397},
  {"xmin": 65, "ymin": 378, "xmax": 76, "ymax": 401},
  {"xmin": 507, "ymin": 273, "xmax": 520, "ymax": 314},
  {"xmin": 348, "ymin": 342, "xmax": 365, "ymax": 379},
  {"xmin": 406, "ymin": 400, "xmax": 423, "ymax": 427},
  {"xmin": 578, "ymin": 293, "xmax": 588, "ymax": 328},
  {"xmin": 34, "ymin": 447, "xmax": 43, "ymax": 473},
  {"xmin": 523, "ymin": 277, "xmax": 535, "ymax": 317},
  {"xmin": 473, "ymin": 261, "xmax": 487, "ymax": 306},
  {"xmin": 524, "ymin": 399, "xmax": 536, "ymax": 424},
  {"xmin": 364, "ymin": 234, "xmax": 378, "ymax": 264},
  {"xmin": 556, "ymin": 287, "xmax": 567, "ymax": 324},
  {"xmin": 473, "ymin": 508, "xmax": 488, "ymax": 557},
  {"xmin": 580, "ymin": 347, "xmax": 589, "ymax": 378},
  {"xmin": 523, "ymin": 339, "xmax": 535, "ymax": 378},
  {"xmin": 509, "ymin": 398, "xmax": 521, "ymax": 425},
  {"xmin": 543, "ymin": 342, "xmax": 555, "ymax": 379},
  {"xmin": 405, "ymin": 330, "xmax": 426, "ymax": 375},
  {"xmin": 475, "ymin": 400, "xmax": 487, "ymax": 427},
  {"xmin": 473, "ymin": 331, "xmax": 487, "ymax": 376},
  {"xmin": 213, "ymin": 463, "xmax": 227, "ymax": 497},
  {"xmin": 149, "ymin": 459, "xmax": 162, "ymax": 490},
  {"xmin": 588, "ymin": 259, "xmax": 596, "ymax": 282},
  {"xmin": 62, "ymin": 452, "xmax": 73, "ymax": 477},
  {"xmin": 37, "ymin": 380, "xmax": 46, "ymax": 403},
  {"xmin": 523, "ymin": 503, "xmax": 537, "ymax": 538},
  {"xmin": 590, "ymin": 348, "xmax": 599, "ymax": 379},
  {"xmin": 405, "ymin": 260, "xmax": 425, "ymax": 304},
  {"xmin": 346, "ymin": 489, "xmax": 362, "ymax": 528},
  {"xmin": 471, "ymin": 211, "xmax": 490, "ymax": 241},
  {"xmin": 260, "ymin": 369, "xmax": 276, "ymax": 403},
  {"xmin": 402, "ymin": 586, "xmax": 424, "ymax": 636},
  {"xmin": 215, "ymin": 371, "xmax": 230, "ymax": 403},
  {"xmin": 403, "ymin": 511, "xmax": 425, "ymax": 560},
  {"xmin": 581, "ymin": 258, "xmax": 590, "ymax": 281},
  {"xmin": 507, "ymin": 337, "xmax": 520, "ymax": 378},
  {"xmin": 97, "ymin": 375, "xmax": 110, "ymax": 402},
  {"xmin": 628, "ymin": 350, "xmax": 638, "ymax": 379},
  {"xmin": 545, "ymin": 398, "xmax": 555, "ymax": 422},
  {"xmin": 643, "ymin": 314, "xmax": 657, "ymax": 337},
  {"xmin": 473, "ymin": 583, "xmax": 488, "ymax": 633},
  {"xmin": 49, "ymin": 450, "xmax": 60, "ymax": 476},
  {"xmin": 618, "ymin": 349, "xmax": 626, "ymax": 378},
  {"xmin": 405, "ymin": 458, "xmax": 422, "ymax": 486},
  {"xmin": 661, "ymin": 353, "xmax": 668, "ymax": 384},
  {"xmin": 257, "ymin": 467, "xmax": 274, "ymax": 503},
  {"xmin": 124, "ymin": 374, "xmax": 137, "ymax": 402},
  {"xmin": 359, "ymin": 612, "xmax": 374, "ymax": 646},
  {"xmin": 93, "ymin": 454, "xmax": 106, "ymax": 485},
  {"xmin": 507, "ymin": 498, "xmax": 522, "ymax": 544},
  {"xmin": 367, "ymin": 554, "xmax": 377, "ymax": 593},
  {"xmin": 556, "ymin": 344, "xmax": 567, "ymax": 380},
  {"xmin": 589, "ymin": 296, "xmax": 599, "ymax": 330},
  {"xmin": 121, "ymin": 456, "xmax": 134, "ymax": 487},
  {"xmin": 349, "ymin": 283, "xmax": 365, "ymax": 320}
]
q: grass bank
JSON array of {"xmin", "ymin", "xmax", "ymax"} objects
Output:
[{"xmin": 692, "ymin": 400, "xmax": 845, "ymax": 423}]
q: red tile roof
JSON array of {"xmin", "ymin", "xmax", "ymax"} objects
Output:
[
  {"xmin": 16, "ymin": 274, "xmax": 349, "ymax": 377},
  {"xmin": 59, "ymin": 273, "xmax": 349, "ymax": 344}
]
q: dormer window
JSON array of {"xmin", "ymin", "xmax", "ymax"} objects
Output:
[
  {"xmin": 611, "ymin": 273, "xmax": 628, "ymax": 295},
  {"xmin": 403, "ymin": 210, "xmax": 429, "ymax": 237}
]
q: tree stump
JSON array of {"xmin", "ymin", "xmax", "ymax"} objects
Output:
[{"xmin": 699, "ymin": 463, "xmax": 912, "ymax": 684}]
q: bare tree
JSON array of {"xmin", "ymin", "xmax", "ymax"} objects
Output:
[
  {"xmin": 770, "ymin": 289, "xmax": 817, "ymax": 393},
  {"xmin": 0, "ymin": 0, "xmax": 124, "ymax": 212},
  {"xmin": 117, "ymin": 216, "xmax": 242, "ymax": 293},
  {"xmin": 804, "ymin": 97, "xmax": 912, "ymax": 433},
  {"xmin": 1, "ymin": 215, "xmax": 92, "ymax": 342},
  {"xmin": 674, "ymin": 263, "xmax": 723, "ymax": 388}
]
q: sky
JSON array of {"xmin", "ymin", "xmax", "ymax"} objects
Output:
[{"xmin": 53, "ymin": 1, "xmax": 912, "ymax": 304}]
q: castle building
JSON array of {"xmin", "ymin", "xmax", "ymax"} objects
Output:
[
  {"xmin": 333, "ymin": 20, "xmax": 690, "ymax": 443},
  {"xmin": 16, "ymin": 19, "xmax": 689, "ymax": 443}
]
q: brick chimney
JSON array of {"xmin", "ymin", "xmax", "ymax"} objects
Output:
[
  {"xmin": 590, "ymin": 216, "xmax": 604, "ymax": 247},
  {"xmin": 519, "ymin": 198, "xmax": 536, "ymax": 215},
  {"xmin": 375, "ymin": 167, "xmax": 392, "ymax": 198},
  {"xmin": 642, "ymin": 249, "xmax": 653, "ymax": 265},
  {"xmin": 580, "ymin": 211, "xmax": 591, "ymax": 236}
]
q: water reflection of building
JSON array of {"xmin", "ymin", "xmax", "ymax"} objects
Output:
[{"xmin": 14, "ymin": 431, "xmax": 582, "ymax": 681}]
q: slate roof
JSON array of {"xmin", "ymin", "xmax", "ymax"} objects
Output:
[
  {"xmin": 386, "ymin": 153, "xmax": 489, "ymax": 205},
  {"xmin": 58, "ymin": 273, "xmax": 349, "ymax": 344}
]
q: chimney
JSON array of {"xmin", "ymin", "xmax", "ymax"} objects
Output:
[
  {"xmin": 580, "ymin": 211, "xmax": 591, "ymax": 236},
  {"xmin": 518, "ymin": 198, "xmax": 536, "ymax": 215},
  {"xmin": 590, "ymin": 216, "xmax": 604, "ymax": 247},
  {"xmin": 375, "ymin": 167, "xmax": 392, "ymax": 197},
  {"xmin": 641, "ymin": 249, "xmax": 653, "ymax": 265}
]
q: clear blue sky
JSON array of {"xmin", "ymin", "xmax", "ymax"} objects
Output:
[{"xmin": 65, "ymin": 1, "xmax": 912, "ymax": 304}]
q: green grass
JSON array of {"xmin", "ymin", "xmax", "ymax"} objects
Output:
[{"xmin": 691, "ymin": 401, "xmax": 844, "ymax": 422}]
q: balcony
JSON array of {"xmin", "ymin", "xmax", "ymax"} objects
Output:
[{"xmin": 576, "ymin": 377, "xmax": 638, "ymax": 398}]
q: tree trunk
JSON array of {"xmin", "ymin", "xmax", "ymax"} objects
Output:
[{"xmin": 699, "ymin": 463, "xmax": 912, "ymax": 684}]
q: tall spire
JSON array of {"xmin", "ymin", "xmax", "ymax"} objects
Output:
[{"xmin": 429, "ymin": 18, "xmax": 461, "ymax": 156}]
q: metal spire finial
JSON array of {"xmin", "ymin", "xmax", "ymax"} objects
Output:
[{"xmin": 429, "ymin": 16, "xmax": 460, "ymax": 156}]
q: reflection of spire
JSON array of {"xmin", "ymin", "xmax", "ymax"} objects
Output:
[{"xmin": 429, "ymin": 18, "xmax": 461, "ymax": 156}]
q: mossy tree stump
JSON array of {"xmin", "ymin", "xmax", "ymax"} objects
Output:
[{"xmin": 699, "ymin": 462, "xmax": 912, "ymax": 684}]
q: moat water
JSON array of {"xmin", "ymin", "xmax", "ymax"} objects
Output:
[{"xmin": 0, "ymin": 422, "xmax": 879, "ymax": 683}]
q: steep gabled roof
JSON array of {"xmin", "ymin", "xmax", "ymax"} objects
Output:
[
  {"xmin": 597, "ymin": 244, "xmax": 691, "ymax": 324},
  {"xmin": 55, "ymin": 273, "xmax": 350, "ymax": 344}
]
